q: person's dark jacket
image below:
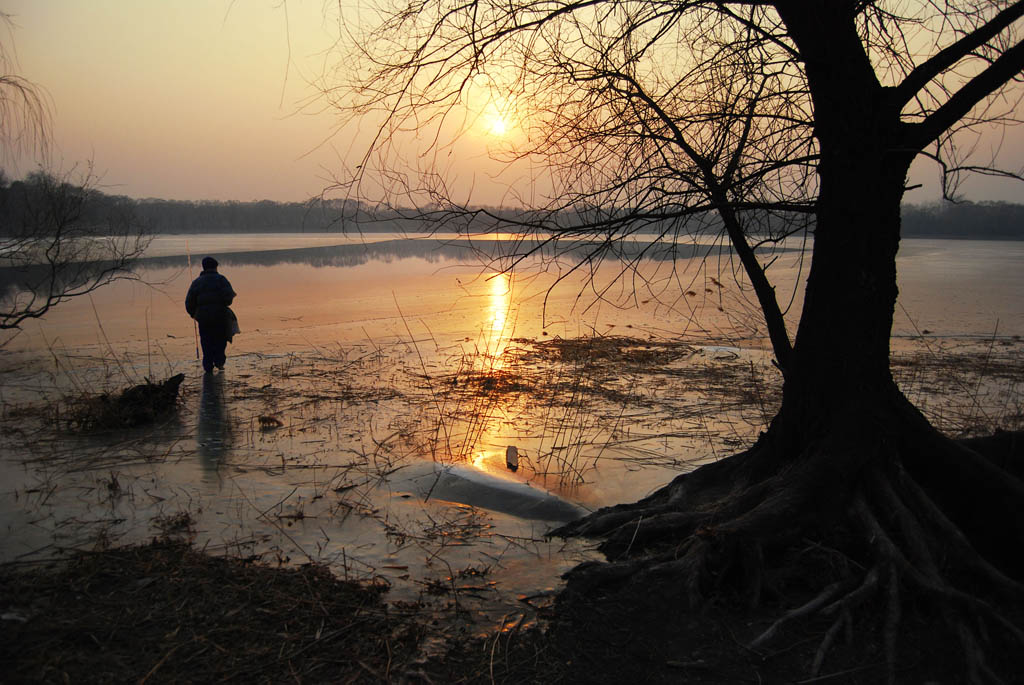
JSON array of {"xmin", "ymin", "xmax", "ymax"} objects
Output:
[{"xmin": 185, "ymin": 269, "xmax": 236, "ymax": 328}]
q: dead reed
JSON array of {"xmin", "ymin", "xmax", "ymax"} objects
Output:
[
  {"xmin": 407, "ymin": 334, "xmax": 782, "ymax": 484},
  {"xmin": 892, "ymin": 336, "xmax": 1024, "ymax": 436}
]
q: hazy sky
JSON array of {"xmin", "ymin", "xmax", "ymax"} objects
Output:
[
  {"xmin": 3, "ymin": 1, "xmax": 1023, "ymax": 205},
  {"xmin": 4, "ymin": 1, "xmax": 347, "ymax": 202}
]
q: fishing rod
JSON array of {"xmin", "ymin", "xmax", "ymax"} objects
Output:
[{"xmin": 186, "ymin": 241, "xmax": 199, "ymax": 362}]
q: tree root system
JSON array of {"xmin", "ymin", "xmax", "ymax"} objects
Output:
[{"xmin": 552, "ymin": 419, "xmax": 1024, "ymax": 684}]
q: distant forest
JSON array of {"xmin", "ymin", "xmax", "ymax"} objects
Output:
[{"xmin": 1, "ymin": 171, "xmax": 1022, "ymax": 239}]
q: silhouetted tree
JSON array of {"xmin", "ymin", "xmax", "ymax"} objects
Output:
[
  {"xmin": 1, "ymin": 18, "xmax": 149, "ymax": 341},
  {"xmin": 0, "ymin": 170, "xmax": 149, "ymax": 338},
  {"xmin": 337, "ymin": 1, "xmax": 1024, "ymax": 680},
  {"xmin": 1, "ymin": 13, "xmax": 49, "ymax": 168}
]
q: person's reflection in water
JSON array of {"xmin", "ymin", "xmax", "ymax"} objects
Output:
[{"xmin": 197, "ymin": 372, "xmax": 232, "ymax": 475}]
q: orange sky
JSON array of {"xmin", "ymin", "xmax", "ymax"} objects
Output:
[
  {"xmin": 3, "ymin": 1, "xmax": 1023, "ymax": 206},
  {"xmin": 4, "ymin": 1, "xmax": 365, "ymax": 203}
]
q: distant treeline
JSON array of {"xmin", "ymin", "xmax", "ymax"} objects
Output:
[
  {"xmin": 900, "ymin": 202, "xmax": 1024, "ymax": 239},
  {"xmin": 2, "ymin": 171, "xmax": 1022, "ymax": 239},
  {"xmin": 0, "ymin": 171, "xmax": 361, "ymax": 235}
]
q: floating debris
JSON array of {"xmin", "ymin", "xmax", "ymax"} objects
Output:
[{"xmin": 506, "ymin": 445, "xmax": 519, "ymax": 472}]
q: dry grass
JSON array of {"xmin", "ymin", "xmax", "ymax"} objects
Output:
[
  {"xmin": 893, "ymin": 336, "xmax": 1024, "ymax": 436},
  {"xmin": 514, "ymin": 335, "xmax": 697, "ymax": 367},
  {"xmin": 0, "ymin": 540, "xmax": 429, "ymax": 684},
  {"xmin": 403, "ymin": 333, "xmax": 1023, "ymax": 487},
  {"xmin": 408, "ymin": 335, "xmax": 781, "ymax": 481},
  {"xmin": 53, "ymin": 374, "xmax": 185, "ymax": 432}
]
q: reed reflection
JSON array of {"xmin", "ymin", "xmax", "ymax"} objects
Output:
[{"xmin": 197, "ymin": 372, "xmax": 232, "ymax": 474}]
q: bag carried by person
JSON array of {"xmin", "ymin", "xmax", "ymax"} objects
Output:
[{"xmin": 226, "ymin": 308, "xmax": 241, "ymax": 342}]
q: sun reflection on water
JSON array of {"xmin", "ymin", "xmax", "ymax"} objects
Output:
[
  {"xmin": 484, "ymin": 271, "xmax": 513, "ymax": 366},
  {"xmin": 464, "ymin": 271, "xmax": 517, "ymax": 474}
]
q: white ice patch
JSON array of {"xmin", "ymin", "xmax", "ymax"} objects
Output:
[{"xmin": 385, "ymin": 461, "xmax": 588, "ymax": 522}]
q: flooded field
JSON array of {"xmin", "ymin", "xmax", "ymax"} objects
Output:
[{"xmin": 2, "ymin": 233, "xmax": 1022, "ymax": 629}]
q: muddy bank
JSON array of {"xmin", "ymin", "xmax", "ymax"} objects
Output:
[
  {"xmin": 6, "ymin": 537, "xmax": 1021, "ymax": 684},
  {"xmin": 0, "ymin": 541, "xmax": 423, "ymax": 683}
]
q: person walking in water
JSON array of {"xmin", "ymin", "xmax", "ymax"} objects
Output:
[{"xmin": 185, "ymin": 257, "xmax": 236, "ymax": 373}]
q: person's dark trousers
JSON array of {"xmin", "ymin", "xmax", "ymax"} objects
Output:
[{"xmin": 197, "ymin": 319, "xmax": 228, "ymax": 373}]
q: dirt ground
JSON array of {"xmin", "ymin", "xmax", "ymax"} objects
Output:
[{"xmin": 4, "ymin": 538, "xmax": 1021, "ymax": 683}]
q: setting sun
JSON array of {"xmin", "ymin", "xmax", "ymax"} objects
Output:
[
  {"xmin": 480, "ymin": 93, "xmax": 517, "ymax": 139},
  {"xmin": 488, "ymin": 116, "xmax": 509, "ymax": 137}
]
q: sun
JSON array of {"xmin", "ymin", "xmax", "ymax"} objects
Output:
[
  {"xmin": 482, "ymin": 97, "xmax": 516, "ymax": 138},
  {"xmin": 467, "ymin": 73, "xmax": 522, "ymax": 139},
  {"xmin": 488, "ymin": 114, "xmax": 509, "ymax": 137}
]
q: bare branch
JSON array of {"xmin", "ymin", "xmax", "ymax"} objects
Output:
[
  {"xmin": 0, "ymin": 168, "xmax": 151, "ymax": 339},
  {"xmin": 907, "ymin": 37, "xmax": 1024, "ymax": 150},
  {"xmin": 890, "ymin": 0, "xmax": 1024, "ymax": 111},
  {"xmin": 0, "ymin": 13, "xmax": 52, "ymax": 167}
]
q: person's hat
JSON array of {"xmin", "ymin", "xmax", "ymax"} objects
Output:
[{"xmin": 202, "ymin": 256, "xmax": 218, "ymax": 270}]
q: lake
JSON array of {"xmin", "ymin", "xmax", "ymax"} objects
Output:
[{"xmin": 1, "ymin": 233, "xmax": 1021, "ymax": 628}]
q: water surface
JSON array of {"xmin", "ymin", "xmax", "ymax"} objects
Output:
[{"xmin": 1, "ymin": 234, "xmax": 1021, "ymax": 627}]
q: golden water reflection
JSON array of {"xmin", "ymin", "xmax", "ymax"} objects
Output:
[
  {"xmin": 460, "ymin": 269, "xmax": 606, "ymax": 496},
  {"xmin": 466, "ymin": 271, "xmax": 519, "ymax": 476},
  {"xmin": 483, "ymin": 271, "xmax": 513, "ymax": 367}
]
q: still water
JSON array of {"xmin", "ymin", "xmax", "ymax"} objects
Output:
[
  {"xmin": 7, "ymin": 233, "xmax": 1021, "ymax": 356},
  {"xmin": 1, "ymin": 233, "xmax": 1021, "ymax": 625}
]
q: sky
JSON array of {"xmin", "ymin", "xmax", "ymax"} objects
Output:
[
  {"xmin": 3, "ymin": 1, "xmax": 352, "ymax": 202},
  {"xmin": 2, "ymin": 1, "xmax": 1023, "ymax": 206}
]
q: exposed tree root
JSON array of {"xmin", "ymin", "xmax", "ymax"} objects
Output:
[{"xmin": 552, "ymin": 426, "xmax": 1024, "ymax": 683}]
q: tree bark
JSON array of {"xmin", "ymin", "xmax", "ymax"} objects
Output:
[{"xmin": 772, "ymin": 4, "xmax": 916, "ymax": 436}]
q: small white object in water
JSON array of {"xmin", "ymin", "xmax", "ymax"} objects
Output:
[
  {"xmin": 699, "ymin": 345, "xmax": 741, "ymax": 360},
  {"xmin": 505, "ymin": 445, "xmax": 519, "ymax": 472},
  {"xmin": 385, "ymin": 461, "xmax": 586, "ymax": 522}
]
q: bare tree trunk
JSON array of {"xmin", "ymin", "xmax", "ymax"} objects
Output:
[
  {"xmin": 778, "ymin": 160, "xmax": 909, "ymax": 432},
  {"xmin": 773, "ymin": 3, "xmax": 915, "ymax": 433}
]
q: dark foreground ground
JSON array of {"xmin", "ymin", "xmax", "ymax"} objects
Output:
[{"xmin": 4, "ymin": 539, "xmax": 1019, "ymax": 684}]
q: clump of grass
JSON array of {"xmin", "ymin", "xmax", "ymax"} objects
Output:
[
  {"xmin": 451, "ymin": 368, "xmax": 531, "ymax": 395},
  {"xmin": 151, "ymin": 510, "xmax": 196, "ymax": 538},
  {"xmin": 58, "ymin": 374, "xmax": 186, "ymax": 432},
  {"xmin": 516, "ymin": 335, "xmax": 696, "ymax": 368}
]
